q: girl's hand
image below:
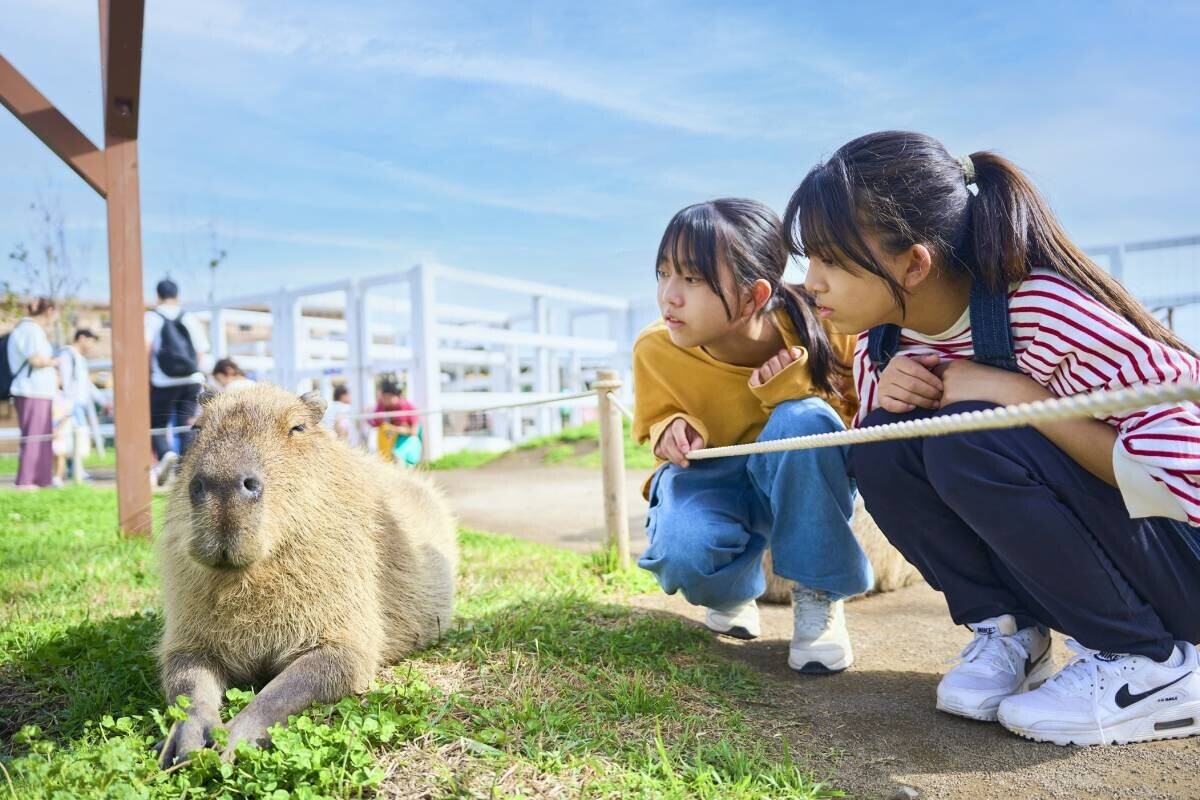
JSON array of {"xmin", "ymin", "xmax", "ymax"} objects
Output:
[
  {"xmin": 654, "ymin": 417, "xmax": 705, "ymax": 468},
  {"xmin": 934, "ymin": 360, "xmax": 1051, "ymax": 407},
  {"xmin": 877, "ymin": 354, "xmax": 943, "ymax": 413},
  {"xmin": 750, "ymin": 347, "xmax": 803, "ymax": 388}
]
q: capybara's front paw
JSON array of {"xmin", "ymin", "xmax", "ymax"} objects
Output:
[
  {"xmin": 220, "ymin": 712, "xmax": 272, "ymax": 761},
  {"xmin": 157, "ymin": 713, "xmax": 220, "ymax": 768}
]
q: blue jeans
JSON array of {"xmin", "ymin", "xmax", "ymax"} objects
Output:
[{"xmin": 638, "ymin": 398, "xmax": 872, "ymax": 608}]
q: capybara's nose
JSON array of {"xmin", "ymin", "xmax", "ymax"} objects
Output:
[
  {"xmin": 189, "ymin": 471, "xmax": 264, "ymax": 503},
  {"xmin": 238, "ymin": 473, "xmax": 264, "ymax": 501}
]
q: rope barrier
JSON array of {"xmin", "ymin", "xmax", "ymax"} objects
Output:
[
  {"xmin": 687, "ymin": 382, "xmax": 1200, "ymax": 461},
  {"xmin": 1, "ymin": 423, "xmax": 195, "ymax": 446},
  {"xmin": 605, "ymin": 392, "xmax": 635, "ymax": 422},
  {"xmin": 340, "ymin": 390, "xmax": 598, "ymax": 424}
]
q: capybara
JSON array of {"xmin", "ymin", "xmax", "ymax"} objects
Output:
[
  {"xmin": 760, "ymin": 497, "xmax": 923, "ymax": 603},
  {"xmin": 155, "ymin": 385, "xmax": 457, "ymax": 765}
]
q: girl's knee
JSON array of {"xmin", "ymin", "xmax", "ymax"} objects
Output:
[
  {"xmin": 762, "ymin": 398, "xmax": 842, "ymax": 440},
  {"xmin": 849, "ymin": 439, "xmax": 908, "ymax": 492}
]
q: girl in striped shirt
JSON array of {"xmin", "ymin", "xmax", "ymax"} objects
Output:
[{"xmin": 783, "ymin": 130, "xmax": 1200, "ymax": 746}]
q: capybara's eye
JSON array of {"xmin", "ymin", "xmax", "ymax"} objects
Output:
[{"xmin": 290, "ymin": 424, "xmax": 306, "ymax": 435}]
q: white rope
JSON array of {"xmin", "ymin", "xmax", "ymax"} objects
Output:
[
  {"xmin": 687, "ymin": 382, "xmax": 1200, "ymax": 461},
  {"xmin": 345, "ymin": 390, "xmax": 597, "ymax": 423},
  {"xmin": 2, "ymin": 423, "xmax": 194, "ymax": 446},
  {"xmin": 605, "ymin": 392, "xmax": 635, "ymax": 422}
]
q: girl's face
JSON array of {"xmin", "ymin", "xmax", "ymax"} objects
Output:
[
  {"xmin": 656, "ymin": 256, "xmax": 748, "ymax": 348},
  {"xmin": 802, "ymin": 233, "xmax": 912, "ymax": 335}
]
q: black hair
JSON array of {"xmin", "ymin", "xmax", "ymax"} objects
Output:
[
  {"xmin": 783, "ymin": 130, "xmax": 1193, "ymax": 354},
  {"xmin": 212, "ymin": 358, "xmax": 243, "ymax": 377},
  {"xmin": 379, "ymin": 380, "xmax": 400, "ymax": 396},
  {"xmin": 74, "ymin": 328, "xmax": 98, "ymax": 342},
  {"xmin": 657, "ymin": 198, "xmax": 845, "ymax": 396},
  {"xmin": 333, "ymin": 385, "xmax": 350, "ymax": 402},
  {"xmin": 156, "ymin": 279, "xmax": 179, "ymax": 300}
]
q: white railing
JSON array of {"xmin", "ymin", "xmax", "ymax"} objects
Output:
[{"xmin": 184, "ymin": 263, "xmax": 637, "ymax": 460}]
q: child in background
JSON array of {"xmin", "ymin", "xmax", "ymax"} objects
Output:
[
  {"xmin": 633, "ymin": 198, "xmax": 870, "ymax": 674},
  {"xmin": 211, "ymin": 358, "xmax": 255, "ymax": 392},
  {"xmin": 321, "ymin": 384, "xmax": 361, "ymax": 447},
  {"xmin": 371, "ymin": 381, "xmax": 421, "ymax": 465},
  {"xmin": 786, "ymin": 130, "xmax": 1200, "ymax": 744}
]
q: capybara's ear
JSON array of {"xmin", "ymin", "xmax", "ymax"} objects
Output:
[
  {"xmin": 299, "ymin": 390, "xmax": 327, "ymax": 423},
  {"xmin": 198, "ymin": 388, "xmax": 218, "ymax": 407}
]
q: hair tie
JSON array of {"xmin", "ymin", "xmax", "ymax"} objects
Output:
[{"xmin": 957, "ymin": 154, "xmax": 976, "ymax": 186}]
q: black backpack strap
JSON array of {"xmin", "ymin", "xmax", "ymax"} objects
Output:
[
  {"xmin": 866, "ymin": 324, "xmax": 901, "ymax": 372},
  {"xmin": 968, "ymin": 280, "xmax": 1019, "ymax": 372}
]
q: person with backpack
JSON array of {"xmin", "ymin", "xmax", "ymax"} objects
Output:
[
  {"xmin": 3, "ymin": 297, "xmax": 61, "ymax": 489},
  {"xmin": 144, "ymin": 279, "xmax": 211, "ymax": 485}
]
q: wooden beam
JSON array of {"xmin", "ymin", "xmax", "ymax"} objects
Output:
[
  {"xmin": 0, "ymin": 55, "xmax": 107, "ymax": 197},
  {"xmin": 100, "ymin": 0, "xmax": 144, "ymax": 140},
  {"xmin": 105, "ymin": 134, "xmax": 153, "ymax": 536},
  {"xmin": 99, "ymin": 0, "xmax": 151, "ymax": 535}
]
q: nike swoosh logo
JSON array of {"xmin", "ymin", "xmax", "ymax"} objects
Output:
[{"xmin": 1115, "ymin": 674, "xmax": 1190, "ymax": 709}]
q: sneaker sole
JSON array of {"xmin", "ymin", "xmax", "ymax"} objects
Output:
[
  {"xmin": 999, "ymin": 700, "xmax": 1200, "ymax": 747},
  {"xmin": 706, "ymin": 624, "xmax": 758, "ymax": 641},
  {"xmin": 937, "ymin": 657, "xmax": 1056, "ymax": 723},
  {"xmin": 788, "ymin": 653, "xmax": 852, "ymax": 675}
]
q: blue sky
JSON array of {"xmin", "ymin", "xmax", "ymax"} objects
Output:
[{"xmin": 2, "ymin": 1, "xmax": 1198, "ymax": 320}]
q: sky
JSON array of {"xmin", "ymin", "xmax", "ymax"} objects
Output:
[{"xmin": 1, "ymin": 1, "xmax": 1198, "ymax": 336}]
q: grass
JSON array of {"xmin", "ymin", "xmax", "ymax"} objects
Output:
[
  {"xmin": 0, "ymin": 486, "xmax": 842, "ymax": 799},
  {"xmin": 0, "ymin": 448, "xmax": 117, "ymax": 476},
  {"xmin": 426, "ymin": 420, "xmax": 656, "ymax": 472}
]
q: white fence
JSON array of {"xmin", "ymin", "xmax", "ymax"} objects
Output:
[{"xmin": 185, "ymin": 263, "xmax": 637, "ymax": 461}]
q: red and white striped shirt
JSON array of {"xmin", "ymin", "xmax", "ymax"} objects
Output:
[{"xmin": 852, "ymin": 270, "xmax": 1200, "ymax": 526}]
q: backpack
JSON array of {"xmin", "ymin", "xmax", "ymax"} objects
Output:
[
  {"xmin": 155, "ymin": 310, "xmax": 199, "ymax": 378},
  {"xmin": 0, "ymin": 323, "xmax": 33, "ymax": 402}
]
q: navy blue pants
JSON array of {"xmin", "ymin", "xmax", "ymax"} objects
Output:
[{"xmin": 851, "ymin": 402, "xmax": 1200, "ymax": 661}]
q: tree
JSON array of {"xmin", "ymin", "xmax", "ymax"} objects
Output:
[
  {"xmin": 7, "ymin": 189, "xmax": 89, "ymax": 343},
  {"xmin": 206, "ymin": 222, "xmax": 228, "ymax": 304}
]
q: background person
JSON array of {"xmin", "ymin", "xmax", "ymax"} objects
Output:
[
  {"xmin": 6, "ymin": 297, "xmax": 60, "ymax": 489},
  {"xmin": 58, "ymin": 328, "xmax": 104, "ymax": 480},
  {"xmin": 145, "ymin": 279, "xmax": 211, "ymax": 484},
  {"xmin": 211, "ymin": 358, "xmax": 255, "ymax": 392}
]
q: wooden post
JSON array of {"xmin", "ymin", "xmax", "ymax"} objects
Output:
[
  {"xmin": 105, "ymin": 135, "xmax": 153, "ymax": 535},
  {"xmin": 595, "ymin": 369, "xmax": 631, "ymax": 569}
]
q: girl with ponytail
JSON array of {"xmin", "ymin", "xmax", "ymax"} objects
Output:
[
  {"xmin": 784, "ymin": 131, "xmax": 1200, "ymax": 745},
  {"xmin": 632, "ymin": 198, "xmax": 870, "ymax": 674}
]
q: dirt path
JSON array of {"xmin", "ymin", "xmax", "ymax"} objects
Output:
[{"xmin": 430, "ymin": 459, "xmax": 1200, "ymax": 800}]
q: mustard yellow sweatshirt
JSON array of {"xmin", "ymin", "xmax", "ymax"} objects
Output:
[{"xmin": 631, "ymin": 309, "xmax": 859, "ymax": 496}]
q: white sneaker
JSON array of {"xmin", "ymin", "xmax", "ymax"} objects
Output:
[
  {"xmin": 998, "ymin": 639, "xmax": 1200, "ymax": 746},
  {"xmin": 704, "ymin": 599, "xmax": 760, "ymax": 640},
  {"xmin": 155, "ymin": 452, "xmax": 179, "ymax": 487},
  {"xmin": 788, "ymin": 587, "xmax": 853, "ymax": 674},
  {"xmin": 936, "ymin": 614, "xmax": 1053, "ymax": 722}
]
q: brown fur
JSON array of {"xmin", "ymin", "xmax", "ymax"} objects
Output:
[
  {"xmin": 155, "ymin": 384, "xmax": 457, "ymax": 761},
  {"xmin": 760, "ymin": 497, "xmax": 922, "ymax": 604}
]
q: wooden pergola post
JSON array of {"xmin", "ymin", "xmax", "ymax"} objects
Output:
[{"xmin": 0, "ymin": 1, "xmax": 152, "ymax": 535}]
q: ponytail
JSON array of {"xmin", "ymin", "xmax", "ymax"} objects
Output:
[
  {"xmin": 776, "ymin": 283, "xmax": 845, "ymax": 399},
  {"xmin": 968, "ymin": 151, "xmax": 1193, "ymax": 354}
]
